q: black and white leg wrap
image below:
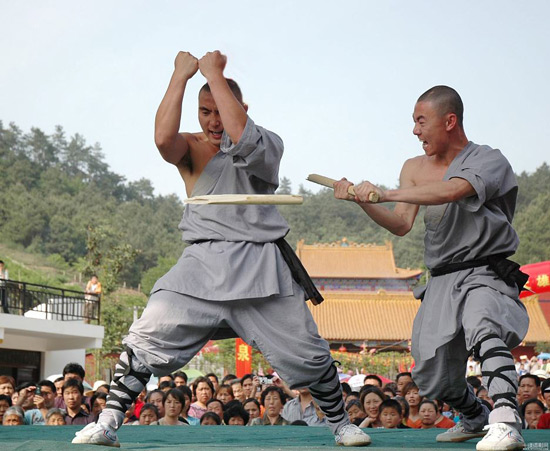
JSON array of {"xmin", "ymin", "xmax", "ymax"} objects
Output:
[
  {"xmin": 308, "ymin": 362, "xmax": 348, "ymax": 434},
  {"xmin": 101, "ymin": 347, "xmax": 152, "ymax": 428}
]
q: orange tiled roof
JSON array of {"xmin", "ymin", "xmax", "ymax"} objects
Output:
[
  {"xmin": 308, "ymin": 291, "xmax": 420, "ymax": 342},
  {"xmin": 308, "ymin": 291, "xmax": 550, "ymax": 344},
  {"xmin": 522, "ymin": 294, "xmax": 550, "ymax": 343},
  {"xmin": 296, "ymin": 239, "xmax": 422, "ymax": 279}
]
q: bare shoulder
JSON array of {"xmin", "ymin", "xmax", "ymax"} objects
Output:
[
  {"xmin": 181, "ymin": 131, "xmax": 201, "ymax": 145},
  {"xmin": 401, "ymin": 155, "xmax": 444, "ymax": 186},
  {"xmin": 400, "ymin": 156, "xmax": 426, "ymax": 186}
]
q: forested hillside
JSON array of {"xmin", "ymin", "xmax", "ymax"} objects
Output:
[{"xmin": 1, "ymin": 121, "xmax": 549, "ymax": 293}]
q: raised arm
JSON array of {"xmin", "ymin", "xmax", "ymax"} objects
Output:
[
  {"xmin": 198, "ymin": 51, "xmax": 248, "ymax": 144},
  {"xmin": 155, "ymin": 51, "xmax": 199, "ymax": 165}
]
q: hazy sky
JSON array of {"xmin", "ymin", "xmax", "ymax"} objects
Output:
[{"xmin": 2, "ymin": 1, "xmax": 549, "ymax": 199}]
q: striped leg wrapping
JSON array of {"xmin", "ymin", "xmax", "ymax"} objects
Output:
[
  {"xmin": 477, "ymin": 335, "xmax": 520, "ymax": 424},
  {"xmin": 308, "ymin": 363, "xmax": 348, "ymax": 434},
  {"xmin": 99, "ymin": 349, "xmax": 152, "ymax": 429}
]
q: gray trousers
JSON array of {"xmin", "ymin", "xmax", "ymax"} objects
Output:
[
  {"xmin": 123, "ymin": 282, "xmax": 333, "ymax": 389},
  {"xmin": 412, "ymin": 285, "xmax": 526, "ymax": 428}
]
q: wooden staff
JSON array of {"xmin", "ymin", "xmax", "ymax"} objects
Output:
[
  {"xmin": 184, "ymin": 194, "xmax": 303, "ymax": 205},
  {"xmin": 306, "ymin": 174, "xmax": 379, "ymax": 203}
]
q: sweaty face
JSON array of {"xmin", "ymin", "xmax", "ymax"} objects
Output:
[
  {"xmin": 379, "ymin": 407, "xmax": 402, "ymax": 429},
  {"xmin": 198, "ymin": 91, "xmax": 224, "ymax": 147},
  {"xmin": 412, "ymin": 101, "xmax": 449, "ymax": 156}
]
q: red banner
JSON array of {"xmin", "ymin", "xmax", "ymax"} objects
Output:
[
  {"xmin": 235, "ymin": 338, "xmax": 252, "ymax": 377},
  {"xmin": 520, "ymin": 261, "xmax": 550, "ymax": 298}
]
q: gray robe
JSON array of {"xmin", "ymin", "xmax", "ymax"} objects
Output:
[
  {"xmin": 152, "ymin": 117, "xmax": 295, "ymax": 301},
  {"xmin": 412, "ymin": 142, "xmax": 529, "ymax": 361}
]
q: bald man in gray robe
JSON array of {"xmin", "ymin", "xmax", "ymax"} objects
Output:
[
  {"xmin": 334, "ymin": 86, "xmax": 528, "ymax": 451},
  {"xmin": 72, "ymin": 50, "xmax": 370, "ymax": 447}
]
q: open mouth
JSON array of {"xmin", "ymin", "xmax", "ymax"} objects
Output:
[{"xmin": 210, "ymin": 130, "xmax": 223, "ymax": 140}]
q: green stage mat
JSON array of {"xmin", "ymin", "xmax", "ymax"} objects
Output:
[{"xmin": 1, "ymin": 426, "xmax": 548, "ymax": 451}]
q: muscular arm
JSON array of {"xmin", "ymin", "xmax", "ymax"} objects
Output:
[
  {"xmin": 356, "ymin": 161, "xmax": 420, "ymax": 236},
  {"xmin": 380, "ymin": 158, "xmax": 476, "ymax": 205},
  {"xmin": 155, "ymin": 52, "xmax": 198, "ymax": 165},
  {"xmin": 335, "ymin": 159, "xmax": 476, "ymax": 236},
  {"xmin": 199, "ymin": 51, "xmax": 248, "ymax": 144}
]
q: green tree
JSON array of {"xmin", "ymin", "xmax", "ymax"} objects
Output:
[
  {"xmin": 99, "ymin": 290, "xmax": 148, "ymax": 354},
  {"xmin": 79, "ymin": 225, "xmax": 141, "ymax": 294},
  {"xmin": 277, "ymin": 176, "xmax": 292, "ymax": 194},
  {"xmin": 514, "ymin": 192, "xmax": 550, "ymax": 265},
  {"xmin": 140, "ymin": 256, "xmax": 178, "ymax": 294}
]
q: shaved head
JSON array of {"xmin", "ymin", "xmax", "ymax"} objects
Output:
[
  {"xmin": 199, "ymin": 78, "xmax": 243, "ymax": 104},
  {"xmin": 417, "ymin": 85, "xmax": 464, "ymax": 127}
]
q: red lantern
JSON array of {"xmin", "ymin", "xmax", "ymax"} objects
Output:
[{"xmin": 339, "ymin": 344, "xmax": 347, "ymax": 352}]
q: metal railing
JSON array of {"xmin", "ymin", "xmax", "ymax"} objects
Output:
[{"xmin": 0, "ymin": 279, "xmax": 100, "ymax": 324}]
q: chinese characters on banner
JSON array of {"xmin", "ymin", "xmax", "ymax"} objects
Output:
[
  {"xmin": 520, "ymin": 261, "xmax": 550, "ymax": 298},
  {"xmin": 235, "ymin": 338, "xmax": 252, "ymax": 377}
]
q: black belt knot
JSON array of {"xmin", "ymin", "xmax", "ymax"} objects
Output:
[{"xmin": 430, "ymin": 254, "xmax": 529, "ymax": 292}]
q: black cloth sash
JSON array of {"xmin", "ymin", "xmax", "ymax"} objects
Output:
[
  {"xmin": 275, "ymin": 238, "xmax": 324, "ymax": 306},
  {"xmin": 430, "ymin": 254, "xmax": 529, "ymax": 292},
  {"xmin": 208, "ymin": 238, "xmax": 324, "ymax": 341}
]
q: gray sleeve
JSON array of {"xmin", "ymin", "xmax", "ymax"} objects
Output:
[
  {"xmin": 448, "ymin": 147, "xmax": 517, "ymax": 212},
  {"xmin": 220, "ymin": 117, "xmax": 284, "ymax": 186}
]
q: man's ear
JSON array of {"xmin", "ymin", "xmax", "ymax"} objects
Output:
[
  {"xmin": 445, "ymin": 113, "xmax": 458, "ymax": 131},
  {"xmin": 243, "ymin": 103, "xmax": 249, "ymax": 113}
]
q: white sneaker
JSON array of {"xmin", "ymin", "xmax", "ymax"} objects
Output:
[
  {"xmin": 72, "ymin": 422, "xmax": 120, "ymax": 447},
  {"xmin": 335, "ymin": 424, "xmax": 371, "ymax": 447},
  {"xmin": 437, "ymin": 421, "xmax": 487, "ymax": 442},
  {"xmin": 476, "ymin": 423, "xmax": 525, "ymax": 451}
]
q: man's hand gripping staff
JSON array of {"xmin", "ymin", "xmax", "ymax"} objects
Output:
[{"xmin": 306, "ymin": 174, "xmax": 381, "ymax": 203}]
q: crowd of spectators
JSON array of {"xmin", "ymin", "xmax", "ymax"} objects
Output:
[{"xmin": 1, "ymin": 356, "xmax": 549, "ymax": 431}]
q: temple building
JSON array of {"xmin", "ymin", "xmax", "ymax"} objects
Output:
[{"xmin": 300, "ymin": 239, "xmax": 550, "ymax": 356}]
